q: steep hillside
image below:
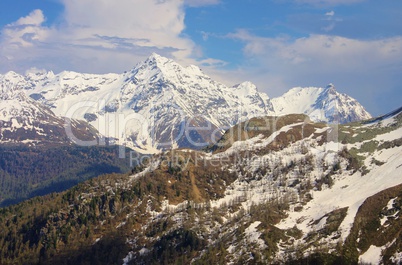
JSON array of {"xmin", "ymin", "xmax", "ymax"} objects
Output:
[
  {"xmin": 0, "ymin": 107, "xmax": 399, "ymax": 265},
  {"xmin": 0, "ymin": 145, "xmax": 135, "ymax": 208}
]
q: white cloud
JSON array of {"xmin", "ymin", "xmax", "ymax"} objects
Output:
[
  {"xmin": 225, "ymin": 29, "xmax": 402, "ymax": 114},
  {"xmin": 1, "ymin": 9, "xmax": 50, "ymax": 48},
  {"xmin": 322, "ymin": 10, "xmax": 341, "ymax": 32},
  {"xmin": 198, "ymin": 58, "xmax": 227, "ymax": 67},
  {"xmin": 59, "ymin": 0, "xmax": 199, "ymax": 61},
  {"xmin": 229, "ymin": 30, "xmax": 402, "ymax": 70},
  {"xmin": 14, "ymin": 9, "xmax": 46, "ymax": 26},
  {"xmin": 322, "ymin": 23, "xmax": 335, "ymax": 32},
  {"xmin": 0, "ymin": 0, "xmax": 205, "ymax": 73},
  {"xmin": 60, "ymin": 0, "xmax": 185, "ymax": 45},
  {"xmin": 201, "ymin": 31, "xmax": 210, "ymax": 41},
  {"xmin": 184, "ymin": 0, "xmax": 220, "ymax": 7}
]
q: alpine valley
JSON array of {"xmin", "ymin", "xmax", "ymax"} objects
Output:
[{"xmin": 1, "ymin": 54, "xmax": 401, "ymax": 265}]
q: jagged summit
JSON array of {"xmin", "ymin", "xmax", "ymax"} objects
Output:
[
  {"xmin": 142, "ymin": 53, "xmax": 175, "ymax": 70},
  {"xmin": 148, "ymin": 52, "xmax": 165, "ymax": 61},
  {"xmin": 0, "ymin": 53, "xmax": 372, "ymax": 152},
  {"xmin": 0, "ymin": 83, "xmax": 98, "ymax": 145},
  {"xmin": 231, "ymin": 81, "xmax": 273, "ymax": 113},
  {"xmin": 232, "ymin": 81, "xmax": 259, "ymax": 96},
  {"xmin": 322, "ymin": 83, "xmax": 338, "ymax": 97},
  {"xmin": 129, "ymin": 53, "xmax": 207, "ymax": 86},
  {"xmin": 325, "ymin": 82, "xmax": 335, "ymax": 89},
  {"xmin": 270, "ymin": 84, "xmax": 371, "ymax": 123}
]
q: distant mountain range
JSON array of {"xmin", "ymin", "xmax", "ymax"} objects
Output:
[{"xmin": 0, "ymin": 53, "xmax": 371, "ymax": 152}]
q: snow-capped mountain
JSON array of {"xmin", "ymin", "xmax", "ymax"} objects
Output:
[
  {"xmin": 0, "ymin": 72, "xmax": 99, "ymax": 145},
  {"xmin": 0, "ymin": 53, "xmax": 371, "ymax": 152},
  {"xmin": 270, "ymin": 83, "xmax": 372, "ymax": 123}
]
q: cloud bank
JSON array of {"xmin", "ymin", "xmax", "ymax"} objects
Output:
[
  {"xmin": 222, "ymin": 29, "xmax": 402, "ymax": 114},
  {"xmin": 0, "ymin": 0, "xmax": 214, "ymax": 74}
]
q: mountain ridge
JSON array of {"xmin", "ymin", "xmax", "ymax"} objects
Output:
[
  {"xmin": 0, "ymin": 82, "xmax": 99, "ymax": 146},
  {"xmin": 0, "ymin": 53, "xmax": 372, "ymax": 152}
]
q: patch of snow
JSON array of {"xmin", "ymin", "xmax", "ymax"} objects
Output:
[
  {"xmin": 116, "ymin": 222, "xmax": 126, "ymax": 229},
  {"xmin": 277, "ymin": 143, "xmax": 402, "ymax": 242},
  {"xmin": 391, "ymin": 251, "xmax": 402, "ymax": 264},
  {"xmin": 139, "ymin": 248, "xmax": 149, "ymax": 256},
  {"xmin": 359, "ymin": 245, "xmax": 382, "ymax": 265},
  {"xmin": 313, "ymin": 216, "xmax": 328, "ymax": 231},
  {"xmin": 227, "ymin": 244, "xmax": 236, "ymax": 254},
  {"xmin": 375, "ymin": 127, "xmax": 402, "ymax": 142},
  {"xmin": 244, "ymin": 221, "xmax": 265, "ymax": 248},
  {"xmin": 380, "ymin": 197, "xmax": 399, "ymax": 226},
  {"xmin": 380, "ymin": 215, "xmax": 388, "ymax": 227},
  {"xmin": 122, "ymin": 251, "xmax": 134, "ymax": 265},
  {"xmin": 386, "ymin": 197, "xmax": 397, "ymax": 210},
  {"xmin": 315, "ymin": 127, "xmax": 330, "ymax": 134}
]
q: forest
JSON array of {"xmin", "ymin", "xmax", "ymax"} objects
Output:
[{"xmin": 0, "ymin": 145, "xmax": 134, "ymax": 207}]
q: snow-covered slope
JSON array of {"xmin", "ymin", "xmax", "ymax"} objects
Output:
[
  {"xmin": 201, "ymin": 107, "xmax": 402, "ymax": 264},
  {"xmin": 0, "ymin": 54, "xmax": 371, "ymax": 152},
  {"xmin": 271, "ymin": 83, "xmax": 371, "ymax": 123},
  {"xmin": 18, "ymin": 54, "xmax": 274, "ymax": 152},
  {"xmin": 102, "ymin": 108, "xmax": 402, "ymax": 264},
  {"xmin": 0, "ymin": 72, "xmax": 99, "ymax": 145}
]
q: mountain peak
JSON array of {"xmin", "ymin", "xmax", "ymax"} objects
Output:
[
  {"xmin": 146, "ymin": 53, "xmax": 173, "ymax": 65},
  {"xmin": 0, "ymin": 54, "xmax": 373, "ymax": 151},
  {"xmin": 2, "ymin": 71, "xmax": 24, "ymax": 83},
  {"xmin": 134, "ymin": 53, "xmax": 179, "ymax": 75},
  {"xmin": 232, "ymin": 81, "xmax": 259, "ymax": 97},
  {"xmin": 270, "ymin": 84, "xmax": 371, "ymax": 123},
  {"xmin": 25, "ymin": 69, "xmax": 55, "ymax": 81},
  {"xmin": 325, "ymin": 83, "xmax": 337, "ymax": 94}
]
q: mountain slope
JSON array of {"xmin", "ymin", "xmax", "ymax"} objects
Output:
[
  {"xmin": 0, "ymin": 145, "xmax": 135, "ymax": 207},
  {"xmin": 0, "ymin": 72, "xmax": 143, "ymax": 207},
  {"xmin": 1, "ymin": 54, "xmax": 371, "ymax": 152},
  {"xmin": 0, "ymin": 107, "xmax": 399, "ymax": 265},
  {"xmin": 0, "ymin": 71, "xmax": 99, "ymax": 145},
  {"xmin": 270, "ymin": 83, "xmax": 372, "ymax": 123}
]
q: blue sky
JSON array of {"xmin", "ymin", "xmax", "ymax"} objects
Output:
[{"xmin": 0, "ymin": 0, "xmax": 401, "ymax": 116}]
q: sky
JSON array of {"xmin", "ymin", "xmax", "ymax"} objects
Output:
[{"xmin": 0, "ymin": 0, "xmax": 401, "ymax": 116}]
